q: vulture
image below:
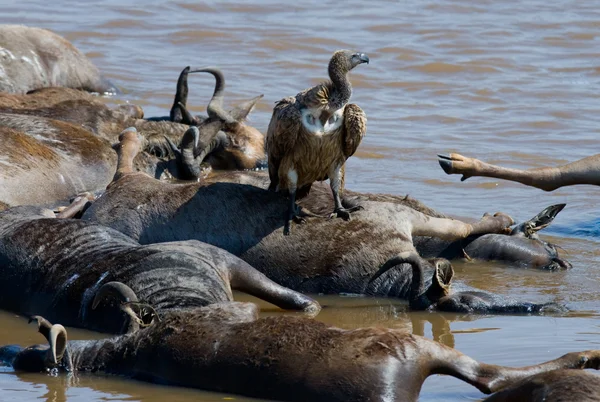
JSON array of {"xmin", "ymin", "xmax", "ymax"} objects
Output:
[{"xmin": 266, "ymin": 49, "xmax": 369, "ymax": 235}]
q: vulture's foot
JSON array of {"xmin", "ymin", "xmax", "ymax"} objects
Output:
[{"xmin": 330, "ymin": 205, "xmax": 364, "ymax": 221}]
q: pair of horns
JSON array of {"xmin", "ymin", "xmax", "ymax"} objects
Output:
[
  {"xmin": 92, "ymin": 281, "xmax": 160, "ymax": 331},
  {"xmin": 28, "ymin": 316, "xmax": 67, "ymax": 365},
  {"xmin": 173, "ymin": 67, "xmax": 235, "ymax": 125}
]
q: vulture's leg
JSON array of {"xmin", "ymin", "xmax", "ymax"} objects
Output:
[{"xmin": 329, "ymin": 163, "xmax": 362, "ymax": 220}]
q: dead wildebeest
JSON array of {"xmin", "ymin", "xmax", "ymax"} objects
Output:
[
  {"xmin": 171, "ymin": 153, "xmax": 571, "ymax": 271},
  {"xmin": 482, "ymin": 369, "xmax": 600, "ymax": 402},
  {"xmin": 0, "ymin": 113, "xmax": 116, "ymax": 209},
  {"xmin": 368, "ymin": 251, "xmax": 563, "ymax": 314},
  {"xmin": 439, "ymin": 152, "xmax": 600, "ymax": 191},
  {"xmin": 0, "ymin": 204, "xmax": 318, "ymax": 334},
  {"xmin": 1, "ymin": 299, "xmax": 600, "ymax": 402},
  {"xmin": 0, "ymin": 112, "xmax": 184, "ymax": 209},
  {"xmin": 80, "ymin": 128, "xmax": 567, "ymax": 313},
  {"xmin": 0, "ymin": 25, "xmax": 118, "ymax": 94},
  {"xmin": 0, "ymin": 67, "xmax": 266, "ymax": 175}
]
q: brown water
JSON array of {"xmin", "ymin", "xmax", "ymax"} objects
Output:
[{"xmin": 2, "ymin": 0, "xmax": 600, "ymax": 400}]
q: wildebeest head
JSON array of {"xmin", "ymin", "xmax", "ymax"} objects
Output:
[{"xmin": 0, "ymin": 316, "xmax": 70, "ymax": 372}]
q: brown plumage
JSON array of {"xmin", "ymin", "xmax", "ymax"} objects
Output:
[{"xmin": 266, "ymin": 49, "xmax": 369, "ymax": 235}]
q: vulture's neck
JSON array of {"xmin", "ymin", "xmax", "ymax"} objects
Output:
[{"xmin": 327, "ymin": 65, "xmax": 352, "ymax": 111}]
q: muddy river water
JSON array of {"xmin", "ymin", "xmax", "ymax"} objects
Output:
[{"xmin": 1, "ymin": 0, "xmax": 600, "ymax": 400}]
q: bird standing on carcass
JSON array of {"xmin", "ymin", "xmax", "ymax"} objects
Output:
[{"xmin": 266, "ymin": 50, "xmax": 369, "ymax": 234}]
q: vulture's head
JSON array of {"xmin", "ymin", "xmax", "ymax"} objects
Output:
[{"xmin": 329, "ymin": 50, "xmax": 370, "ymax": 74}]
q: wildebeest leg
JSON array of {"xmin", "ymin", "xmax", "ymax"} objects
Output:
[
  {"xmin": 229, "ymin": 260, "xmax": 321, "ymax": 315},
  {"xmin": 511, "ymin": 203, "xmax": 566, "ymax": 238},
  {"xmin": 55, "ymin": 193, "xmax": 95, "ymax": 219},
  {"xmin": 329, "ymin": 163, "xmax": 362, "ymax": 220},
  {"xmin": 411, "ymin": 211, "xmax": 514, "ymax": 241},
  {"xmin": 439, "ymin": 153, "xmax": 600, "ymax": 191},
  {"xmin": 419, "ymin": 337, "xmax": 600, "ymax": 394},
  {"xmin": 113, "ymin": 127, "xmax": 142, "ymax": 181}
]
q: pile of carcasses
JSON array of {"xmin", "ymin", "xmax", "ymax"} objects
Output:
[{"xmin": 0, "ymin": 25, "xmax": 598, "ymax": 402}]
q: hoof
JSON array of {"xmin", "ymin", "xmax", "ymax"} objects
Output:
[
  {"xmin": 437, "ymin": 153, "xmax": 472, "ymax": 181},
  {"xmin": 437, "ymin": 154, "xmax": 454, "ymax": 175}
]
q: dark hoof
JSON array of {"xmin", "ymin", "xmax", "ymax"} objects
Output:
[
  {"xmin": 437, "ymin": 154, "xmax": 454, "ymax": 175},
  {"xmin": 437, "ymin": 153, "xmax": 471, "ymax": 181}
]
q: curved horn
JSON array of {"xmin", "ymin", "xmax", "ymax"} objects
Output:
[
  {"xmin": 368, "ymin": 251, "xmax": 421, "ymax": 285},
  {"xmin": 92, "ymin": 281, "xmax": 139, "ymax": 310},
  {"xmin": 194, "ymin": 129, "xmax": 226, "ymax": 165},
  {"xmin": 180, "ymin": 125, "xmax": 200, "ymax": 150},
  {"xmin": 190, "ymin": 67, "xmax": 235, "ymax": 124},
  {"xmin": 92, "ymin": 282, "xmax": 155, "ymax": 333},
  {"xmin": 48, "ymin": 324, "xmax": 67, "ymax": 364},
  {"xmin": 368, "ymin": 251, "xmax": 429, "ymax": 309},
  {"xmin": 176, "ymin": 126, "xmax": 202, "ymax": 180},
  {"xmin": 170, "ymin": 66, "xmax": 191, "ymax": 123}
]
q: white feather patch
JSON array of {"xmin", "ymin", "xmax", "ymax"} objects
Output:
[{"xmin": 301, "ymin": 107, "xmax": 344, "ymax": 136}]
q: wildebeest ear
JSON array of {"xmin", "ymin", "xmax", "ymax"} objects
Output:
[
  {"xmin": 426, "ymin": 258, "xmax": 454, "ymax": 301},
  {"xmin": 435, "ymin": 259, "xmax": 454, "ymax": 288},
  {"xmin": 229, "ymin": 95, "xmax": 264, "ymax": 122}
]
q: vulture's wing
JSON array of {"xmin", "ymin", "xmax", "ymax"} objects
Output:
[
  {"xmin": 266, "ymin": 96, "xmax": 301, "ymax": 187},
  {"xmin": 342, "ymin": 103, "xmax": 367, "ymax": 159}
]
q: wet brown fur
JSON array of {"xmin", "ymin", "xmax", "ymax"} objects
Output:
[
  {"xmin": 0, "ymin": 87, "xmax": 96, "ymax": 108},
  {"xmin": 483, "ymin": 369, "xmax": 600, "ymax": 402},
  {"xmin": 8, "ymin": 304, "xmax": 600, "ymax": 402},
  {"xmin": 205, "ymin": 122, "xmax": 266, "ymax": 170},
  {"xmin": 0, "ymin": 113, "xmax": 116, "ymax": 207},
  {"xmin": 0, "ymin": 25, "xmax": 117, "ymax": 94}
]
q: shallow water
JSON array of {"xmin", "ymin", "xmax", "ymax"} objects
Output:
[{"xmin": 1, "ymin": 0, "xmax": 600, "ymax": 400}]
